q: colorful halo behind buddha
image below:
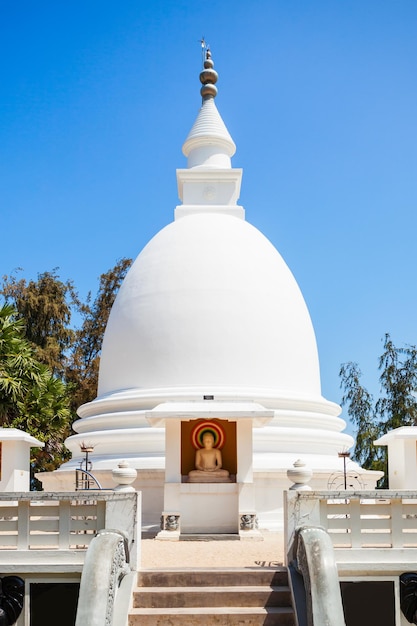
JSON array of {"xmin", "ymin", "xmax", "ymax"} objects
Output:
[{"xmin": 191, "ymin": 420, "xmax": 226, "ymax": 449}]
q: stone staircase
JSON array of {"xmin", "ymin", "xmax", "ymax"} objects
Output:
[{"xmin": 128, "ymin": 567, "xmax": 295, "ymax": 625}]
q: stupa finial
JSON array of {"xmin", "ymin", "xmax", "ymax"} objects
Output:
[
  {"xmin": 199, "ymin": 42, "xmax": 218, "ymax": 100},
  {"xmin": 182, "ymin": 42, "xmax": 235, "ymax": 168}
]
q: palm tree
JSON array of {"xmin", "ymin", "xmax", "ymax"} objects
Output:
[{"xmin": 0, "ymin": 304, "xmax": 72, "ymax": 479}]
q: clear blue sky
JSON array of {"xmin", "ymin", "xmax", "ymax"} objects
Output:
[{"xmin": 1, "ymin": 1, "xmax": 416, "ymax": 438}]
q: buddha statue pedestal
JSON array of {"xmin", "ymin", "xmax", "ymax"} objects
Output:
[{"xmin": 187, "ymin": 470, "xmax": 232, "ymax": 483}]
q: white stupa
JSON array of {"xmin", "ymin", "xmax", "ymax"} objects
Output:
[{"xmin": 40, "ymin": 50, "xmax": 380, "ymax": 531}]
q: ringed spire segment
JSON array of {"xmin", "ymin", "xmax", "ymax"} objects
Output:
[
  {"xmin": 200, "ymin": 49, "xmax": 218, "ymax": 100},
  {"xmin": 182, "ymin": 47, "xmax": 236, "ymax": 169}
]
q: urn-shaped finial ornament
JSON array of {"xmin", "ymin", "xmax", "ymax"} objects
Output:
[
  {"xmin": 287, "ymin": 459, "xmax": 313, "ymax": 491},
  {"xmin": 112, "ymin": 460, "xmax": 137, "ymax": 492}
]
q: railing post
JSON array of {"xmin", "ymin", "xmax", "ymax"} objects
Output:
[
  {"xmin": 349, "ymin": 496, "xmax": 362, "ymax": 548},
  {"xmin": 17, "ymin": 500, "xmax": 30, "ymax": 550},
  {"xmin": 285, "ymin": 491, "xmax": 322, "ymax": 564},
  {"xmin": 391, "ymin": 498, "xmax": 403, "ymax": 548},
  {"xmin": 105, "ymin": 493, "xmax": 141, "ymax": 570},
  {"xmin": 59, "ymin": 499, "xmax": 71, "ymax": 549}
]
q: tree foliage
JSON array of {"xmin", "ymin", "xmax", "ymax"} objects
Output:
[
  {"xmin": 66, "ymin": 258, "xmax": 132, "ymax": 412},
  {"xmin": 376, "ymin": 335, "xmax": 417, "ymax": 430},
  {"xmin": 0, "ymin": 259, "xmax": 132, "ymax": 479},
  {"xmin": 1, "ymin": 270, "xmax": 75, "ymax": 377},
  {"xmin": 339, "ymin": 362, "xmax": 383, "ymax": 472},
  {"xmin": 340, "ymin": 334, "xmax": 417, "ymax": 486},
  {"xmin": 0, "ymin": 304, "xmax": 71, "ymax": 475}
]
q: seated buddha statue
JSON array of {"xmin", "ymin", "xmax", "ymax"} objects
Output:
[{"xmin": 188, "ymin": 432, "xmax": 230, "ymax": 483}]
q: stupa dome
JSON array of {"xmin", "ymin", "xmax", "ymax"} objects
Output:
[{"xmin": 98, "ymin": 212, "xmax": 321, "ymax": 398}]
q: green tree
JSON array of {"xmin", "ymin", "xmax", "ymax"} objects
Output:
[
  {"xmin": 0, "ymin": 259, "xmax": 132, "ymax": 478},
  {"xmin": 1, "ymin": 270, "xmax": 75, "ymax": 377},
  {"xmin": 66, "ymin": 258, "xmax": 131, "ymax": 411},
  {"xmin": 376, "ymin": 335, "xmax": 417, "ymax": 430},
  {"xmin": 1, "ymin": 259, "xmax": 132, "ymax": 413},
  {"xmin": 0, "ymin": 304, "xmax": 72, "ymax": 478},
  {"xmin": 339, "ymin": 362, "xmax": 384, "ymax": 473},
  {"xmin": 340, "ymin": 334, "xmax": 417, "ymax": 487}
]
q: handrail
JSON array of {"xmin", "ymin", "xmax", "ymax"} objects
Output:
[
  {"xmin": 75, "ymin": 529, "xmax": 132, "ymax": 626},
  {"xmin": 75, "ymin": 468, "xmax": 103, "ymax": 490},
  {"xmin": 288, "ymin": 526, "xmax": 346, "ymax": 626}
]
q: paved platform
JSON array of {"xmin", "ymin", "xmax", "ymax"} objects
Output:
[{"xmin": 141, "ymin": 530, "xmax": 285, "ymax": 569}]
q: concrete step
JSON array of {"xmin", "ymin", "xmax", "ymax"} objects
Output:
[
  {"xmin": 180, "ymin": 533, "xmax": 241, "ymax": 541},
  {"xmin": 128, "ymin": 606, "xmax": 295, "ymax": 626},
  {"xmin": 138, "ymin": 567, "xmax": 289, "ymax": 588},
  {"xmin": 129, "ymin": 568, "xmax": 295, "ymax": 625},
  {"xmin": 134, "ymin": 584, "xmax": 291, "ymax": 608}
]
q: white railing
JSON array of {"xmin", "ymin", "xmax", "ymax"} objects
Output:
[
  {"xmin": 285, "ymin": 490, "xmax": 417, "ymax": 574},
  {"xmin": 0, "ymin": 491, "xmax": 140, "ymax": 572}
]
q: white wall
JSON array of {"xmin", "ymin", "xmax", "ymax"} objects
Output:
[{"xmin": 0, "ymin": 441, "xmax": 31, "ymax": 491}]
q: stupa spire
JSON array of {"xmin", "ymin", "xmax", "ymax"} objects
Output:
[
  {"xmin": 175, "ymin": 46, "xmax": 243, "ymax": 219},
  {"xmin": 182, "ymin": 47, "xmax": 236, "ymax": 169},
  {"xmin": 199, "ymin": 48, "xmax": 218, "ymax": 101}
]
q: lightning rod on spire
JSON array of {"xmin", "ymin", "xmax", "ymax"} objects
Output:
[{"xmin": 199, "ymin": 37, "xmax": 210, "ymax": 66}]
